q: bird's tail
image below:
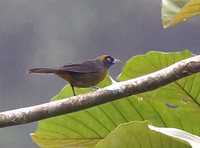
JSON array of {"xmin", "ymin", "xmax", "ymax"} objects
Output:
[{"xmin": 28, "ymin": 68, "xmax": 57, "ymax": 74}]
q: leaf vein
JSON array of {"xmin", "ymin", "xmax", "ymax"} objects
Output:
[{"xmin": 67, "ymin": 114, "xmax": 102, "ymax": 138}]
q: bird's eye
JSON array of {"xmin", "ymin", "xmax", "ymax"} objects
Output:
[{"xmin": 106, "ymin": 57, "xmax": 112, "ymax": 63}]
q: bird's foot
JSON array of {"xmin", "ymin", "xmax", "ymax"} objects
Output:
[{"xmin": 91, "ymin": 86, "xmax": 100, "ymax": 91}]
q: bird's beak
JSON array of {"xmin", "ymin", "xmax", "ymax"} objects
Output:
[{"xmin": 113, "ymin": 59, "xmax": 121, "ymax": 64}]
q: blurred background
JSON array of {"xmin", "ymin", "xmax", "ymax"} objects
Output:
[{"xmin": 0, "ymin": 0, "xmax": 199, "ymax": 147}]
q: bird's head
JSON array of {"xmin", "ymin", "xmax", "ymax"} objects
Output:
[{"xmin": 97, "ymin": 55, "xmax": 120, "ymax": 69}]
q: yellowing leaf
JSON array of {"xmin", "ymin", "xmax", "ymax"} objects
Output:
[{"xmin": 162, "ymin": 0, "xmax": 200, "ymax": 28}]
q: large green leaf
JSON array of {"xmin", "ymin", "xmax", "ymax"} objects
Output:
[
  {"xmin": 162, "ymin": 0, "xmax": 200, "ymax": 28},
  {"xmin": 148, "ymin": 124, "xmax": 200, "ymax": 147},
  {"xmin": 95, "ymin": 121, "xmax": 189, "ymax": 148},
  {"xmin": 31, "ymin": 50, "xmax": 200, "ymax": 147}
]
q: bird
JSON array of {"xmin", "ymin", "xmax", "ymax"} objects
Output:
[{"xmin": 28, "ymin": 55, "xmax": 120, "ymax": 96}]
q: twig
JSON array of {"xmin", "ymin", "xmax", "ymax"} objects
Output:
[{"xmin": 0, "ymin": 55, "xmax": 200, "ymax": 128}]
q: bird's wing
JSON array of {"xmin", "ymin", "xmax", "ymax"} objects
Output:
[{"xmin": 59, "ymin": 60, "xmax": 102, "ymax": 73}]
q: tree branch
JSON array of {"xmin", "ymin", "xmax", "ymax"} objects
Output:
[{"xmin": 0, "ymin": 55, "xmax": 200, "ymax": 128}]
